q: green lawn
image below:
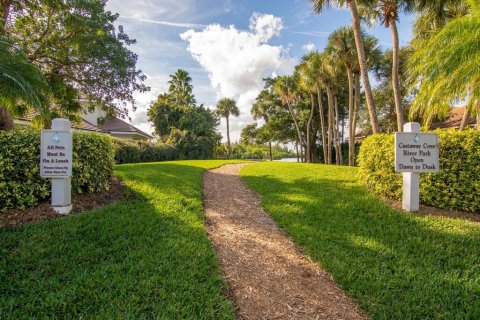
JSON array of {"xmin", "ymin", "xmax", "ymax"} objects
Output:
[
  {"xmin": 0, "ymin": 160, "xmax": 241, "ymax": 319},
  {"xmin": 241, "ymin": 162, "xmax": 480, "ymax": 320}
]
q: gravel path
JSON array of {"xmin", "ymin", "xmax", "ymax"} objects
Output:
[{"xmin": 203, "ymin": 164, "xmax": 366, "ymax": 320}]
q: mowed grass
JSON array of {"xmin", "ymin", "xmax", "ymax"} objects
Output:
[
  {"xmin": 241, "ymin": 162, "xmax": 480, "ymax": 320},
  {"xmin": 0, "ymin": 160, "xmax": 243, "ymax": 319}
]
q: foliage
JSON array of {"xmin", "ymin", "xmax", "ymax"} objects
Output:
[
  {"xmin": 241, "ymin": 162, "xmax": 480, "ymax": 319},
  {"xmin": 216, "ymin": 98, "xmax": 240, "ymax": 119},
  {"xmin": 0, "ymin": 38, "xmax": 48, "ymax": 128},
  {"xmin": 216, "ymin": 142, "xmax": 294, "ymax": 160},
  {"xmin": 113, "ymin": 139, "xmax": 178, "ymax": 164},
  {"xmin": 148, "ymin": 70, "xmax": 220, "ymax": 159},
  {"xmin": 358, "ymin": 130, "xmax": 480, "ymax": 212},
  {"xmin": 0, "ymin": 129, "xmax": 114, "ymax": 210},
  {"xmin": 72, "ymin": 131, "xmax": 115, "ymax": 194},
  {"xmin": 408, "ymin": 2, "xmax": 480, "ymax": 127},
  {"xmin": 0, "ymin": 160, "xmax": 241, "ymax": 318},
  {"xmin": 3, "ymin": 0, "xmax": 149, "ymax": 122},
  {"xmin": 168, "ymin": 69, "xmax": 196, "ymax": 107},
  {"xmin": 372, "ymin": 46, "xmax": 414, "ymax": 133}
]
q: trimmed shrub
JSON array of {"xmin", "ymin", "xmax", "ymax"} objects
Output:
[
  {"xmin": 113, "ymin": 139, "xmax": 178, "ymax": 164},
  {"xmin": 0, "ymin": 129, "xmax": 115, "ymax": 211},
  {"xmin": 358, "ymin": 129, "xmax": 480, "ymax": 213},
  {"xmin": 0, "ymin": 129, "xmax": 49, "ymax": 209},
  {"xmin": 73, "ymin": 131, "xmax": 115, "ymax": 194}
]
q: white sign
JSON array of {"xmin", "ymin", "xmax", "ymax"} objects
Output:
[
  {"xmin": 40, "ymin": 130, "xmax": 72, "ymax": 178},
  {"xmin": 395, "ymin": 132, "xmax": 439, "ymax": 173}
]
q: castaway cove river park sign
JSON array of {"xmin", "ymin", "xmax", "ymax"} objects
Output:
[{"xmin": 395, "ymin": 122, "xmax": 439, "ymax": 212}]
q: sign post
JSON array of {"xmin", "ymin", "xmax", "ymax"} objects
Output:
[
  {"xmin": 41, "ymin": 118, "xmax": 73, "ymax": 214},
  {"xmin": 395, "ymin": 122, "xmax": 439, "ymax": 212}
]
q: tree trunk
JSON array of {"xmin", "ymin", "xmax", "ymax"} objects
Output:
[
  {"xmin": 334, "ymin": 96, "xmax": 342, "ymax": 165},
  {"xmin": 347, "ymin": 0, "xmax": 380, "ymax": 134},
  {"xmin": 390, "ymin": 21, "xmax": 404, "ymax": 132},
  {"xmin": 459, "ymin": 107, "xmax": 470, "ymax": 131},
  {"xmin": 269, "ymin": 140, "xmax": 273, "ymax": 161},
  {"xmin": 326, "ymin": 86, "xmax": 335, "ymax": 165},
  {"xmin": 317, "ymin": 86, "xmax": 327, "ymax": 164},
  {"xmin": 0, "ymin": 0, "xmax": 12, "ymax": 34},
  {"xmin": 295, "ymin": 140, "xmax": 299, "ymax": 162},
  {"xmin": 226, "ymin": 116, "xmax": 231, "ymax": 159},
  {"xmin": 286, "ymin": 100, "xmax": 304, "ymax": 151},
  {"xmin": 305, "ymin": 93, "xmax": 315, "ymax": 163},
  {"xmin": 0, "ymin": 106, "xmax": 14, "ymax": 130},
  {"xmin": 0, "ymin": 1, "xmax": 14, "ymax": 131},
  {"xmin": 352, "ymin": 73, "xmax": 361, "ymax": 165},
  {"xmin": 347, "ymin": 68, "xmax": 355, "ymax": 166}
]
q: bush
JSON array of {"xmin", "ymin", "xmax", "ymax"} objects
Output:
[
  {"xmin": 0, "ymin": 129, "xmax": 115, "ymax": 211},
  {"xmin": 358, "ymin": 129, "xmax": 480, "ymax": 212},
  {"xmin": 114, "ymin": 139, "xmax": 178, "ymax": 164},
  {"xmin": 73, "ymin": 131, "xmax": 115, "ymax": 194}
]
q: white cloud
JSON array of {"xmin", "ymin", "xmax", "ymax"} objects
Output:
[
  {"xmin": 180, "ymin": 12, "xmax": 294, "ymax": 141},
  {"xmin": 303, "ymin": 42, "xmax": 316, "ymax": 52},
  {"xmin": 249, "ymin": 12, "xmax": 283, "ymax": 42}
]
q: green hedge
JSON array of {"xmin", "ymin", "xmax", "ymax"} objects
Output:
[
  {"xmin": 0, "ymin": 129, "xmax": 115, "ymax": 211},
  {"xmin": 358, "ymin": 129, "xmax": 480, "ymax": 213},
  {"xmin": 113, "ymin": 139, "xmax": 178, "ymax": 164}
]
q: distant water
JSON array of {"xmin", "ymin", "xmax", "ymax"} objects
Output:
[{"xmin": 274, "ymin": 158, "xmax": 298, "ymax": 162}]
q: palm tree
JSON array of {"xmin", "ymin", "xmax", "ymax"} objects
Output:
[
  {"xmin": 296, "ymin": 56, "xmax": 318, "ymax": 163},
  {"xmin": 359, "ymin": 0, "xmax": 416, "ymax": 132},
  {"xmin": 168, "ymin": 69, "xmax": 196, "ymax": 107},
  {"xmin": 306, "ymin": 52, "xmax": 329, "ymax": 164},
  {"xmin": 327, "ymin": 26, "xmax": 380, "ymax": 165},
  {"xmin": 408, "ymin": 0, "xmax": 480, "ymax": 130},
  {"xmin": 310, "ymin": 0, "xmax": 380, "ymax": 134},
  {"xmin": 216, "ymin": 98, "xmax": 240, "ymax": 159},
  {"xmin": 273, "ymin": 75, "xmax": 305, "ymax": 160},
  {"xmin": 251, "ymin": 89, "xmax": 278, "ymax": 161},
  {"xmin": 413, "ymin": 0, "xmax": 470, "ymax": 41},
  {"xmin": 0, "ymin": 38, "xmax": 48, "ymax": 130}
]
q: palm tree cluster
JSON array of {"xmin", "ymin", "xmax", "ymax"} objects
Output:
[{"xmin": 245, "ymin": 0, "xmax": 478, "ymax": 165}]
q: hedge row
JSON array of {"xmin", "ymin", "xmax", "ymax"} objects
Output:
[
  {"xmin": 0, "ymin": 129, "xmax": 115, "ymax": 211},
  {"xmin": 358, "ymin": 129, "xmax": 480, "ymax": 213},
  {"xmin": 113, "ymin": 139, "xmax": 178, "ymax": 164}
]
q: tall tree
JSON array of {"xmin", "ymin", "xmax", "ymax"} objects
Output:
[
  {"xmin": 408, "ymin": 0, "xmax": 480, "ymax": 130},
  {"xmin": 372, "ymin": 46, "xmax": 413, "ymax": 132},
  {"xmin": 360, "ymin": 0, "xmax": 416, "ymax": 132},
  {"xmin": 2, "ymin": 0, "xmax": 148, "ymax": 127},
  {"xmin": 310, "ymin": 0, "xmax": 381, "ymax": 134},
  {"xmin": 168, "ymin": 69, "xmax": 196, "ymax": 107},
  {"xmin": 306, "ymin": 52, "xmax": 328, "ymax": 164},
  {"xmin": 216, "ymin": 98, "xmax": 240, "ymax": 159},
  {"xmin": 273, "ymin": 75, "xmax": 305, "ymax": 159},
  {"xmin": 251, "ymin": 89, "xmax": 278, "ymax": 161},
  {"xmin": 327, "ymin": 26, "xmax": 380, "ymax": 165},
  {"xmin": 296, "ymin": 57, "xmax": 318, "ymax": 163}
]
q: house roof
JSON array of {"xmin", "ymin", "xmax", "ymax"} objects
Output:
[
  {"xmin": 431, "ymin": 106, "xmax": 476, "ymax": 129},
  {"xmin": 97, "ymin": 117, "xmax": 153, "ymax": 139},
  {"xmin": 16, "ymin": 111, "xmax": 104, "ymax": 132}
]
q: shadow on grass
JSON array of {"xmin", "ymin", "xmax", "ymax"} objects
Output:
[
  {"xmin": 0, "ymin": 162, "xmax": 235, "ymax": 319},
  {"xmin": 241, "ymin": 164, "xmax": 480, "ymax": 320}
]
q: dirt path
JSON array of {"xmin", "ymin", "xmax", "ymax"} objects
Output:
[{"xmin": 203, "ymin": 164, "xmax": 366, "ymax": 320}]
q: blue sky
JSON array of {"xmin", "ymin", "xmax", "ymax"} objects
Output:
[{"xmin": 105, "ymin": 0, "xmax": 414, "ymax": 141}]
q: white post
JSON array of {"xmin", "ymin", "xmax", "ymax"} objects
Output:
[
  {"xmin": 402, "ymin": 122, "xmax": 420, "ymax": 212},
  {"xmin": 50, "ymin": 119, "xmax": 72, "ymax": 214}
]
